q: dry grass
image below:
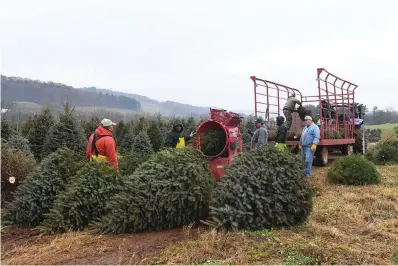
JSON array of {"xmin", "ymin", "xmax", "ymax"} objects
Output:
[
  {"xmin": 2, "ymin": 166, "xmax": 397, "ymax": 265},
  {"xmin": 151, "ymin": 166, "xmax": 398, "ymax": 265}
]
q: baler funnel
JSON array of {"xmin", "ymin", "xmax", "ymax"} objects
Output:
[{"xmin": 196, "ymin": 120, "xmax": 229, "ymax": 159}]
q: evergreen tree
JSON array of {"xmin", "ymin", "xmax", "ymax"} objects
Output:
[
  {"xmin": 147, "ymin": 120, "xmax": 163, "ymax": 152},
  {"xmin": 245, "ymin": 115, "xmax": 256, "ymax": 133},
  {"xmin": 82, "ymin": 115, "xmax": 101, "ymax": 139},
  {"xmin": 1, "ymin": 117, "xmax": 15, "ymax": 141},
  {"xmin": 119, "ymin": 124, "xmax": 134, "ymax": 154},
  {"xmin": 133, "ymin": 116, "xmax": 147, "ymax": 134},
  {"xmin": 40, "ymin": 161, "xmax": 120, "ymax": 234},
  {"xmin": 43, "ymin": 103, "xmax": 86, "ymax": 157},
  {"xmin": 27, "ymin": 107, "xmax": 54, "ymax": 160},
  {"xmin": 21, "ymin": 114, "xmax": 37, "ymax": 137},
  {"xmin": 2, "ymin": 148, "xmax": 82, "ymax": 227},
  {"xmin": 114, "ymin": 119, "xmax": 125, "ymax": 144},
  {"xmin": 132, "ymin": 131, "xmax": 153, "ymax": 154},
  {"xmin": 1, "ymin": 148, "xmax": 37, "ymax": 207},
  {"xmin": 6, "ymin": 134, "xmax": 32, "ymax": 154}
]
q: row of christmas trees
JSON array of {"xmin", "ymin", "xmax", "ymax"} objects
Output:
[{"xmin": 1, "ymin": 104, "xmax": 257, "ymax": 162}]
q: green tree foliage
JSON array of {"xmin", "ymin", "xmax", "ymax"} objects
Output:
[
  {"xmin": 199, "ymin": 129, "xmax": 227, "ymax": 156},
  {"xmin": 1, "ymin": 148, "xmax": 37, "ymax": 206},
  {"xmin": 1, "ymin": 117, "xmax": 15, "ymax": 141},
  {"xmin": 365, "ymin": 139, "xmax": 398, "ymax": 165},
  {"xmin": 2, "ymin": 148, "xmax": 82, "ymax": 227},
  {"xmin": 327, "ymin": 154, "xmax": 380, "ymax": 185},
  {"xmin": 132, "ymin": 131, "xmax": 153, "ymax": 154},
  {"xmin": 118, "ymin": 152, "xmax": 150, "ymax": 176},
  {"xmin": 5, "ymin": 134, "xmax": 32, "ymax": 154},
  {"xmin": 40, "ymin": 161, "xmax": 120, "ymax": 234},
  {"xmin": 366, "ymin": 129, "xmax": 382, "ymax": 143},
  {"xmin": 133, "ymin": 116, "xmax": 147, "ymax": 134},
  {"xmin": 119, "ymin": 124, "xmax": 134, "ymax": 154},
  {"xmin": 203, "ymin": 145, "xmax": 312, "ymax": 231},
  {"xmin": 81, "ymin": 115, "xmax": 101, "ymax": 139},
  {"xmin": 114, "ymin": 119, "xmax": 125, "ymax": 144},
  {"xmin": 91, "ymin": 148, "xmax": 215, "ymax": 234},
  {"xmin": 43, "ymin": 103, "xmax": 86, "ymax": 157},
  {"xmin": 21, "ymin": 115, "xmax": 37, "ymax": 137},
  {"xmin": 27, "ymin": 107, "xmax": 54, "ymax": 160},
  {"xmin": 147, "ymin": 120, "xmax": 164, "ymax": 152},
  {"xmin": 245, "ymin": 116, "xmax": 256, "ymax": 133}
]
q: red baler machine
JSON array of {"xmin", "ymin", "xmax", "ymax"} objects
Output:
[{"xmin": 193, "ymin": 108, "xmax": 243, "ymax": 181}]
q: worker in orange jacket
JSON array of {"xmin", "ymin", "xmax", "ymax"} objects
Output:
[{"xmin": 86, "ymin": 118, "xmax": 118, "ymax": 170}]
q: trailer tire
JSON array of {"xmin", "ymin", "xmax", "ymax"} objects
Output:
[
  {"xmin": 314, "ymin": 146, "xmax": 328, "ymax": 166},
  {"xmin": 342, "ymin": 145, "xmax": 353, "ymax": 156}
]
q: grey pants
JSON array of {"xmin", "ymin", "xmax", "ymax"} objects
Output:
[{"xmin": 283, "ymin": 109, "xmax": 293, "ymax": 130}]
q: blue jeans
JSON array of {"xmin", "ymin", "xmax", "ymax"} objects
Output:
[{"xmin": 302, "ymin": 146, "xmax": 314, "ymax": 176}]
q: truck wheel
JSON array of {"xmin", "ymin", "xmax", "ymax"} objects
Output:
[
  {"xmin": 314, "ymin": 146, "xmax": 328, "ymax": 166},
  {"xmin": 342, "ymin": 145, "xmax": 353, "ymax": 156}
]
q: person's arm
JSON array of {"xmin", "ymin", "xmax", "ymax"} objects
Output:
[
  {"xmin": 251, "ymin": 130, "xmax": 258, "ymax": 148},
  {"xmin": 294, "ymin": 98, "xmax": 302, "ymax": 106},
  {"xmin": 105, "ymin": 138, "xmax": 118, "ymax": 170},
  {"xmin": 312, "ymin": 125, "xmax": 320, "ymax": 145},
  {"xmin": 85, "ymin": 135, "xmax": 93, "ymax": 161}
]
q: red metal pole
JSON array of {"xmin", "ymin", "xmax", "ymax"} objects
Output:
[
  {"xmin": 317, "ymin": 68, "xmax": 324, "ymax": 139},
  {"xmin": 333, "ymin": 78, "xmax": 338, "ymax": 130},
  {"xmin": 265, "ymin": 82, "xmax": 270, "ymax": 121},
  {"xmin": 251, "ymin": 76, "xmax": 258, "ymax": 118}
]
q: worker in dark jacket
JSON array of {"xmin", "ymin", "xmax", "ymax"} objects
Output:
[
  {"xmin": 275, "ymin": 116, "xmax": 288, "ymax": 152},
  {"xmin": 164, "ymin": 119, "xmax": 195, "ymax": 149},
  {"xmin": 251, "ymin": 116, "xmax": 268, "ymax": 149},
  {"xmin": 283, "ymin": 92, "xmax": 302, "ymax": 131}
]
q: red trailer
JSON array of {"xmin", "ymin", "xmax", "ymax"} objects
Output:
[{"xmin": 250, "ymin": 68, "xmax": 366, "ymax": 166}]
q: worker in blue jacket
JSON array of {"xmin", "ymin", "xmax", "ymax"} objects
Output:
[{"xmin": 299, "ymin": 116, "xmax": 320, "ymax": 176}]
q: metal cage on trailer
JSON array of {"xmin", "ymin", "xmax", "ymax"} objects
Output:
[{"xmin": 250, "ymin": 68, "xmax": 364, "ymax": 166}]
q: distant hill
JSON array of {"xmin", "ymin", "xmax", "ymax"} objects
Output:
[
  {"xmin": 81, "ymin": 87, "xmax": 211, "ymax": 116},
  {"xmin": 1, "ymin": 76, "xmax": 141, "ymax": 112},
  {"xmin": 1, "ymin": 75, "xmax": 249, "ymax": 117}
]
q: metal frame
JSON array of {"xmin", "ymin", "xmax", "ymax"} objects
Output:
[{"xmin": 250, "ymin": 68, "xmax": 359, "ymax": 146}]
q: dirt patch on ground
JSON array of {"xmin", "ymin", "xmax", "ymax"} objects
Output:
[{"xmin": 1, "ymin": 227, "xmax": 196, "ymax": 265}]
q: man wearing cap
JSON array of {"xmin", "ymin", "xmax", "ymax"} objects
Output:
[
  {"xmin": 251, "ymin": 116, "xmax": 268, "ymax": 149},
  {"xmin": 299, "ymin": 116, "xmax": 320, "ymax": 177},
  {"xmin": 86, "ymin": 118, "xmax": 118, "ymax": 170},
  {"xmin": 283, "ymin": 92, "xmax": 302, "ymax": 131},
  {"xmin": 164, "ymin": 119, "xmax": 195, "ymax": 149}
]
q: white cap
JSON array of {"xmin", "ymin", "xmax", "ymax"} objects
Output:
[
  {"xmin": 101, "ymin": 118, "xmax": 116, "ymax": 127},
  {"xmin": 304, "ymin": 116, "xmax": 313, "ymax": 121}
]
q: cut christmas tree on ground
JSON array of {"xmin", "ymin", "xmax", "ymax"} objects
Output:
[
  {"xmin": 40, "ymin": 161, "xmax": 120, "ymax": 234},
  {"xmin": 203, "ymin": 145, "xmax": 313, "ymax": 231},
  {"xmin": 91, "ymin": 148, "xmax": 215, "ymax": 234},
  {"xmin": 1, "ymin": 148, "xmax": 82, "ymax": 227}
]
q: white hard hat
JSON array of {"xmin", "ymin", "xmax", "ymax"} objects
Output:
[{"xmin": 304, "ymin": 116, "xmax": 313, "ymax": 121}]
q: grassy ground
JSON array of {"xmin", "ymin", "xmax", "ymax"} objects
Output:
[
  {"xmin": 367, "ymin": 123, "xmax": 398, "ymax": 131},
  {"xmin": 2, "ymin": 166, "xmax": 398, "ymax": 265},
  {"xmin": 367, "ymin": 123, "xmax": 398, "ymax": 140}
]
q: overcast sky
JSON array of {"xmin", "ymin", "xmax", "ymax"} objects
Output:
[{"xmin": 1, "ymin": 0, "xmax": 397, "ymax": 111}]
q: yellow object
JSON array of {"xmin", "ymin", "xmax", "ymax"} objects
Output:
[
  {"xmin": 176, "ymin": 137, "xmax": 185, "ymax": 149},
  {"xmin": 276, "ymin": 143, "xmax": 288, "ymax": 152},
  {"xmin": 91, "ymin": 154, "xmax": 107, "ymax": 162},
  {"xmin": 311, "ymin": 144, "xmax": 317, "ymax": 152}
]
